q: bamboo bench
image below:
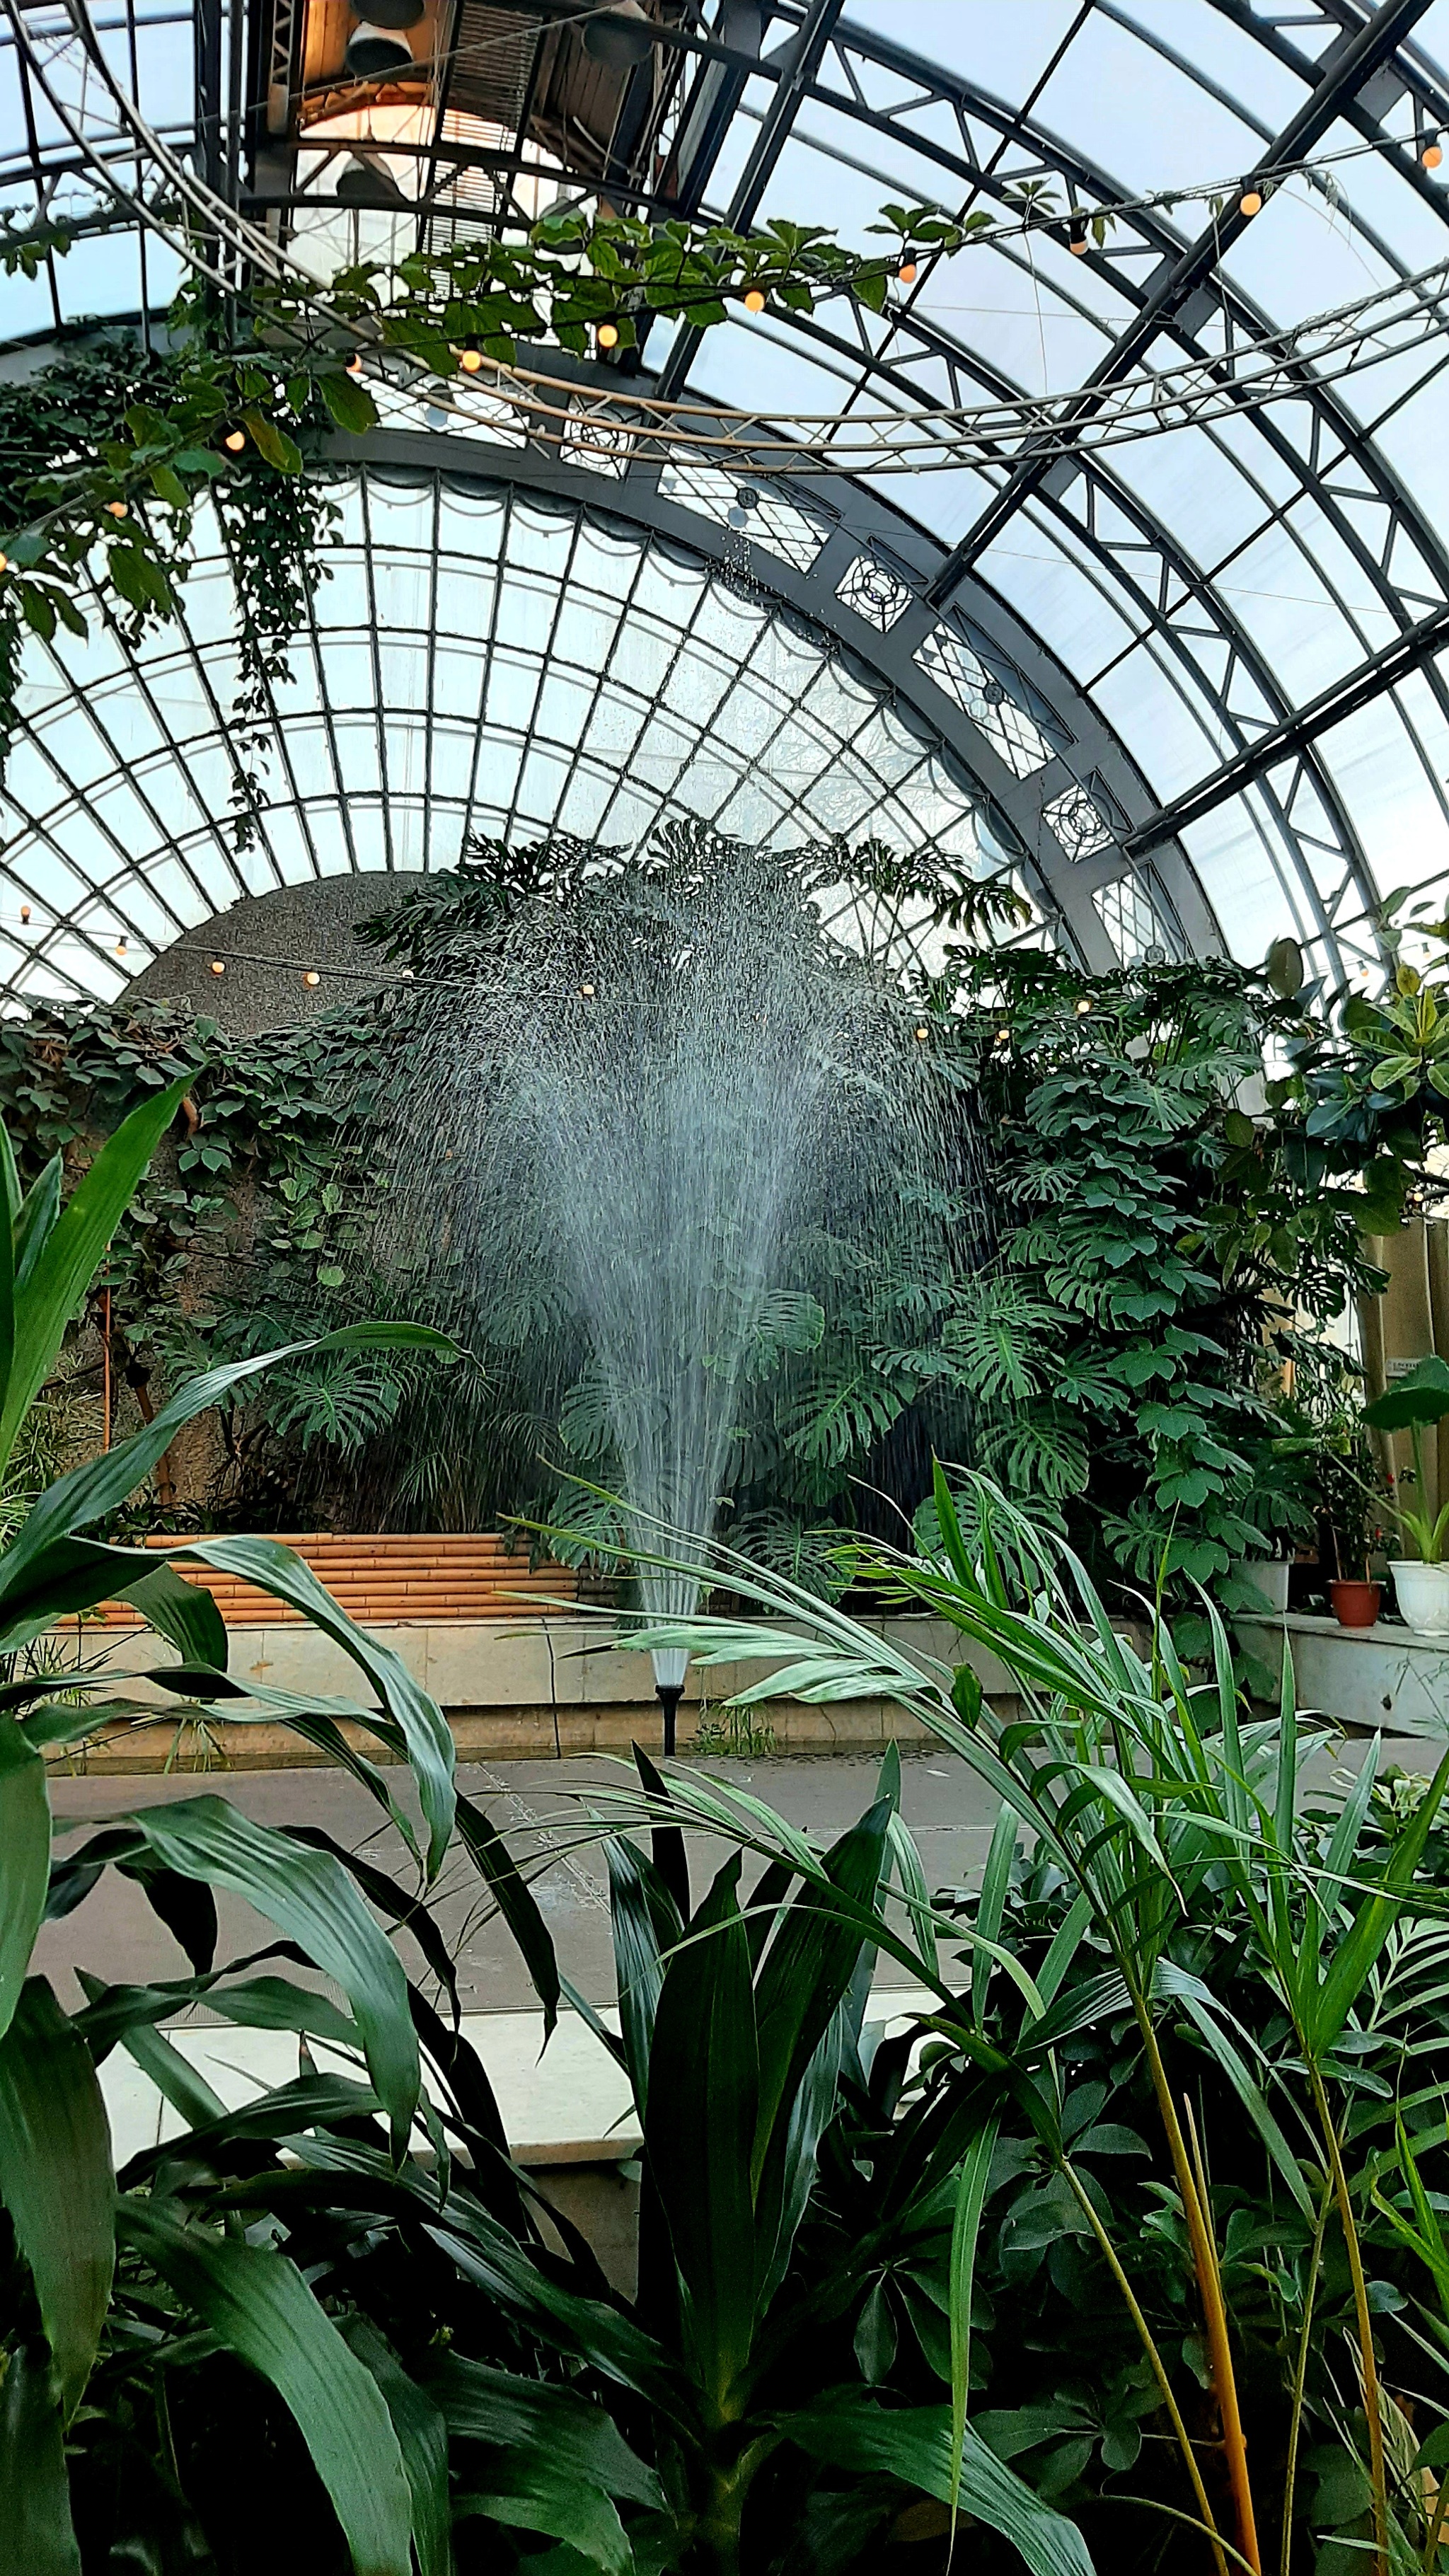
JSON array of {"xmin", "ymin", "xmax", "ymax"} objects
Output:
[{"xmin": 96, "ymin": 1532, "xmax": 578, "ymax": 1627}]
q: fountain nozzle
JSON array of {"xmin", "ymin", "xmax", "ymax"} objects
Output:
[{"xmin": 651, "ymin": 1645, "xmax": 688, "ymax": 1757}]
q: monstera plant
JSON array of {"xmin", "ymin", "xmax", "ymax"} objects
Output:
[{"xmin": 0, "ymin": 1078, "xmax": 464, "ymax": 2570}]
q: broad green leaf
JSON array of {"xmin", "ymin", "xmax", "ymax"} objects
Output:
[
  {"xmin": 0, "ymin": 1080, "xmax": 189, "ymax": 1482},
  {"xmin": 13, "ymin": 1155, "xmax": 62, "ymax": 1290},
  {"xmin": 454, "ymin": 2476, "xmax": 630, "ymax": 2575},
  {"xmin": 0, "ymin": 1713, "xmax": 50, "ymax": 2043},
  {"xmin": 456, "ymin": 1791, "xmax": 560, "ymax": 2036},
  {"xmin": 341, "ymin": 2318, "xmax": 452, "ymax": 2576},
  {"xmin": 319, "ymin": 368, "xmax": 380, "ymax": 434},
  {"xmin": 0, "ymin": 1979, "xmax": 113, "ymax": 2421},
  {"xmin": 117, "ymin": 1796, "xmax": 420, "ymax": 2151},
  {"xmin": 604, "ymin": 1834, "xmax": 680, "ymax": 2115},
  {"xmin": 432, "ymin": 2353, "xmax": 661, "ymax": 2505},
  {"xmin": 642, "ymin": 1853, "xmax": 759, "ymax": 2420},
  {"xmin": 119, "ymin": 2200, "xmax": 412, "ymax": 2576},
  {"xmin": 949, "ymin": 2122, "xmax": 998, "ymax": 2533},
  {"xmin": 785, "ymin": 2393, "xmax": 1094, "ymax": 2576},
  {"xmin": 0, "ymin": 2342, "xmax": 81, "ymax": 2576},
  {"xmin": 115, "ymin": 1561, "xmax": 228, "ymax": 1671},
  {"xmin": 241, "ymin": 408, "xmax": 304, "ymax": 473},
  {"xmin": 183, "ymin": 1535, "xmax": 455, "ymax": 1877},
  {"xmin": 973, "ymin": 1804, "xmax": 1017, "ymax": 2029}
]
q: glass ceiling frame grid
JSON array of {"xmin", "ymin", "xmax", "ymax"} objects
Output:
[
  {"xmin": 693, "ymin": 6, "xmax": 1449, "ymax": 971},
  {"xmin": 0, "ymin": 465, "xmax": 1071, "ymax": 1004},
  {"xmin": 9, "ymin": 1, "xmax": 1449, "ymax": 985}
]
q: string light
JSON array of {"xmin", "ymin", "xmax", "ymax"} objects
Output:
[
  {"xmin": 0, "ymin": 554, "xmax": 8, "ymax": 574},
  {"xmin": 1068, "ymin": 214, "xmax": 1088, "ymax": 255},
  {"xmin": 114, "ymin": 937, "xmax": 127, "ymax": 957},
  {"xmin": 596, "ymin": 323, "xmax": 619, "ymax": 349},
  {"xmin": 458, "ymin": 347, "xmax": 483, "ymax": 373},
  {"xmin": 209, "ymin": 958, "xmax": 225, "ymax": 976},
  {"xmin": 1240, "ymin": 187, "xmax": 1263, "ymax": 216},
  {"xmin": 346, "ymin": 352, "xmax": 364, "ymax": 374},
  {"xmin": 743, "ymin": 289, "xmax": 766, "ymax": 313},
  {"xmin": 1426, "ymin": 139, "xmax": 1444, "ymax": 169},
  {"xmin": 914, "ymin": 1024, "xmax": 929, "ymax": 1041},
  {"xmin": 18, "ymin": 906, "xmax": 30, "ymax": 925},
  {"xmin": 898, "ymin": 261, "xmax": 917, "ymax": 284},
  {"xmin": 105, "ymin": 500, "xmax": 127, "ymax": 519},
  {"xmin": 1075, "ymin": 998, "xmax": 1092, "ymax": 1015},
  {"xmin": 224, "ymin": 429, "xmax": 246, "ymax": 452},
  {"xmin": 302, "ymin": 969, "xmax": 321, "ymax": 987},
  {"xmin": 579, "ymin": 981, "xmax": 595, "ymax": 997}
]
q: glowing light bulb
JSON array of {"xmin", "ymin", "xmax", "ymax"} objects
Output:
[
  {"xmin": 19, "ymin": 905, "xmax": 30, "ymax": 925},
  {"xmin": 210, "ymin": 958, "xmax": 226, "ymax": 976},
  {"xmin": 347, "ymin": 352, "xmax": 364, "ymax": 374},
  {"xmin": 1240, "ymin": 187, "xmax": 1263, "ymax": 216},
  {"xmin": 224, "ymin": 429, "xmax": 246, "ymax": 452},
  {"xmin": 579, "ymin": 982, "xmax": 595, "ymax": 997},
  {"xmin": 743, "ymin": 288, "xmax": 766, "ymax": 313},
  {"xmin": 115, "ymin": 937, "xmax": 127, "ymax": 957},
  {"xmin": 0, "ymin": 554, "xmax": 8, "ymax": 574},
  {"xmin": 1425, "ymin": 141, "xmax": 1443, "ymax": 168},
  {"xmin": 105, "ymin": 500, "xmax": 127, "ymax": 519},
  {"xmin": 596, "ymin": 323, "xmax": 619, "ymax": 349},
  {"xmin": 898, "ymin": 260, "xmax": 917, "ymax": 284},
  {"xmin": 914, "ymin": 1024, "xmax": 929, "ymax": 1041},
  {"xmin": 996, "ymin": 1027, "xmax": 1010, "ymax": 1043},
  {"xmin": 1076, "ymin": 998, "xmax": 1092, "ymax": 1015},
  {"xmin": 458, "ymin": 347, "xmax": 483, "ymax": 373},
  {"xmin": 303, "ymin": 969, "xmax": 321, "ymax": 987}
]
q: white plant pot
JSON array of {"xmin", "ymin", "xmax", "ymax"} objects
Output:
[
  {"xmin": 1237, "ymin": 1559, "xmax": 1290, "ymax": 1614},
  {"xmin": 1390, "ymin": 1559, "xmax": 1449, "ymax": 1636}
]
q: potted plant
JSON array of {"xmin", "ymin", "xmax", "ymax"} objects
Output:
[
  {"xmin": 1364, "ymin": 1354, "xmax": 1449, "ymax": 1634},
  {"xmin": 1310, "ymin": 1409, "xmax": 1387, "ymax": 1628}
]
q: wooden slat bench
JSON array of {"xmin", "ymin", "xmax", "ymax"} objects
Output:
[{"xmin": 96, "ymin": 1532, "xmax": 578, "ymax": 1627}]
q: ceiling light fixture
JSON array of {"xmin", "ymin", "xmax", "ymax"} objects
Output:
[
  {"xmin": 344, "ymin": 20, "xmax": 413, "ymax": 76},
  {"xmin": 582, "ymin": 4, "xmax": 653, "ymax": 71}
]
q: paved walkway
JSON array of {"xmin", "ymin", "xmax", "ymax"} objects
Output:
[{"xmin": 37, "ymin": 1748, "xmax": 1001, "ymax": 2016}]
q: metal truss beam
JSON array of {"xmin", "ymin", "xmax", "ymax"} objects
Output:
[
  {"xmin": 925, "ymin": 0, "xmax": 1436, "ymax": 601},
  {"xmin": 1124, "ymin": 598, "xmax": 1449, "ymax": 859},
  {"xmin": 654, "ymin": 0, "xmax": 845, "ymax": 398}
]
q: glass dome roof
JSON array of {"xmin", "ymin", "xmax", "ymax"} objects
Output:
[{"xmin": 6, "ymin": 0, "xmax": 1449, "ymax": 1001}]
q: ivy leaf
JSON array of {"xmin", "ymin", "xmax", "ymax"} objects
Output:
[
  {"xmin": 241, "ymin": 411, "xmax": 304, "ymax": 474},
  {"xmin": 18, "ymin": 587, "xmax": 54, "ymax": 642},
  {"xmin": 318, "ymin": 372, "xmax": 379, "ymax": 436}
]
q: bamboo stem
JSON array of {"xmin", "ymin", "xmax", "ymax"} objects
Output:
[
  {"xmin": 1139, "ymin": 2010, "xmax": 1263, "ymax": 2575},
  {"xmin": 1063, "ymin": 2159, "xmax": 1228, "ymax": 2576},
  {"xmin": 1312, "ymin": 2068, "xmax": 1388, "ymax": 2576},
  {"xmin": 1280, "ymin": 2171, "xmax": 1334, "ymax": 2576}
]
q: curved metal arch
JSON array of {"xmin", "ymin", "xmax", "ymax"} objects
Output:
[{"xmin": 0, "ymin": 437, "xmax": 1225, "ymax": 991}]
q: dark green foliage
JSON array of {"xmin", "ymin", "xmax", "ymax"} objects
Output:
[{"xmin": 942, "ymin": 952, "xmax": 1389, "ymax": 1605}]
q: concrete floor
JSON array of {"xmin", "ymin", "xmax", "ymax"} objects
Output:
[
  {"xmin": 38, "ymin": 1727, "xmax": 1441, "ymax": 2020},
  {"xmin": 37, "ymin": 1748, "xmax": 1003, "ymax": 2015}
]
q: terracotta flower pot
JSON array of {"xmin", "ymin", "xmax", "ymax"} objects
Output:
[{"xmin": 1330, "ymin": 1578, "xmax": 1382, "ymax": 1630}]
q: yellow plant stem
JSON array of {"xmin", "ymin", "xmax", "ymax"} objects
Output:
[
  {"xmin": 1138, "ymin": 2010, "xmax": 1263, "ymax": 2575},
  {"xmin": 1280, "ymin": 2171, "xmax": 1334, "ymax": 2576},
  {"xmin": 1062, "ymin": 2159, "xmax": 1228, "ymax": 2576},
  {"xmin": 1312, "ymin": 2067, "xmax": 1388, "ymax": 2576},
  {"xmin": 1423, "ymin": 2468, "xmax": 1449, "ymax": 2572}
]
